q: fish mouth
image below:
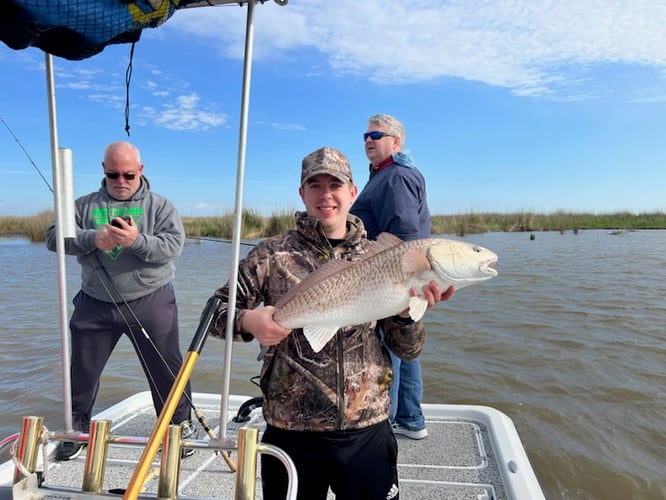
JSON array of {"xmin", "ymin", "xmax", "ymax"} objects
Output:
[{"xmin": 480, "ymin": 258, "xmax": 498, "ymax": 276}]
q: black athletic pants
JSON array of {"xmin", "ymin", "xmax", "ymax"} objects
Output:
[
  {"xmin": 69, "ymin": 283, "xmax": 191, "ymax": 432},
  {"xmin": 261, "ymin": 420, "xmax": 399, "ymax": 500}
]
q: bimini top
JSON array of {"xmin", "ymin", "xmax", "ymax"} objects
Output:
[{"xmin": 0, "ymin": 0, "xmax": 285, "ymax": 60}]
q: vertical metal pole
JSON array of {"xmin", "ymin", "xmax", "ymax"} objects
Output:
[
  {"xmin": 45, "ymin": 53, "xmax": 73, "ymax": 433},
  {"xmin": 219, "ymin": 0, "xmax": 257, "ymax": 438}
]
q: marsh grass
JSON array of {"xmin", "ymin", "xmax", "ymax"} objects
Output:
[
  {"xmin": 0, "ymin": 210, "xmax": 53, "ymax": 242},
  {"xmin": 182, "ymin": 209, "xmax": 296, "ymax": 240},
  {"xmin": 431, "ymin": 210, "xmax": 666, "ymax": 235},
  {"xmin": 2, "ymin": 210, "xmax": 665, "ymax": 243}
]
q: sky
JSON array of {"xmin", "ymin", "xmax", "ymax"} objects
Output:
[{"xmin": 1, "ymin": 0, "xmax": 666, "ymax": 217}]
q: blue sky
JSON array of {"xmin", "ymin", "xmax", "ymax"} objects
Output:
[{"xmin": 1, "ymin": 0, "xmax": 665, "ymax": 217}]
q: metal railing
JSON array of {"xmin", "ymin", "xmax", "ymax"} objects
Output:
[{"xmin": 10, "ymin": 415, "xmax": 298, "ymax": 500}]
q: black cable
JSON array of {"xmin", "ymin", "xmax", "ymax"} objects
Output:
[
  {"xmin": 91, "ymin": 252, "xmax": 199, "ymax": 420},
  {"xmin": 124, "ymin": 43, "xmax": 135, "ymax": 136}
]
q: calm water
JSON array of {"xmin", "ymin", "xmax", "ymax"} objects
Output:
[{"xmin": 1, "ymin": 230, "xmax": 664, "ymax": 499}]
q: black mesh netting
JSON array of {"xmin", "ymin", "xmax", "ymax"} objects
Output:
[{"xmin": 0, "ymin": 0, "xmax": 190, "ymax": 60}]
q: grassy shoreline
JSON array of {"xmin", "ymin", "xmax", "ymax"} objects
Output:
[{"xmin": 1, "ymin": 209, "xmax": 664, "ymax": 243}]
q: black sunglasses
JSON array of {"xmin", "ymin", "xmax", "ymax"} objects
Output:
[
  {"xmin": 363, "ymin": 131, "xmax": 393, "ymax": 141},
  {"xmin": 105, "ymin": 172, "xmax": 137, "ymax": 180}
]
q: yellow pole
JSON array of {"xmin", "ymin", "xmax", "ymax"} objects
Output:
[{"xmin": 122, "ymin": 350, "xmax": 199, "ymax": 500}]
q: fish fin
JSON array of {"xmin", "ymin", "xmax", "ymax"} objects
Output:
[
  {"xmin": 402, "ymin": 249, "xmax": 431, "ymax": 274},
  {"xmin": 353, "ymin": 232, "xmax": 403, "ymax": 259},
  {"xmin": 375, "ymin": 232, "xmax": 403, "ymax": 248},
  {"xmin": 303, "ymin": 326, "xmax": 339, "ymax": 353},
  {"xmin": 408, "ymin": 296, "xmax": 428, "ymax": 321}
]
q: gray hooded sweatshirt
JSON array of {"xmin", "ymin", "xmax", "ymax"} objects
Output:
[{"xmin": 46, "ymin": 177, "xmax": 184, "ymax": 302}]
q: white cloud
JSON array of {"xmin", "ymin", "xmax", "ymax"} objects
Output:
[
  {"xmin": 47, "ymin": 54, "xmax": 230, "ymax": 130},
  {"xmin": 144, "ymin": 92, "xmax": 228, "ymax": 131},
  {"xmin": 168, "ymin": 0, "xmax": 666, "ymax": 98}
]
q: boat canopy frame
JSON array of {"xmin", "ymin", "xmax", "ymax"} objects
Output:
[{"xmin": 39, "ymin": 0, "xmax": 289, "ymax": 493}]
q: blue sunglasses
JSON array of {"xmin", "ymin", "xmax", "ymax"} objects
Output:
[{"xmin": 363, "ymin": 131, "xmax": 394, "ymax": 141}]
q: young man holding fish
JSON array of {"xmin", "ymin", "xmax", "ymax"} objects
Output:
[
  {"xmin": 351, "ymin": 114, "xmax": 432, "ymax": 440},
  {"xmin": 208, "ymin": 147, "xmax": 453, "ymax": 500}
]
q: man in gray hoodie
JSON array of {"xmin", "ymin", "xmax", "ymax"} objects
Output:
[{"xmin": 46, "ymin": 141, "xmax": 195, "ymax": 461}]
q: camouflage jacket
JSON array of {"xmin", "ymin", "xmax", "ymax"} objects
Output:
[{"xmin": 210, "ymin": 211, "xmax": 426, "ymax": 432}]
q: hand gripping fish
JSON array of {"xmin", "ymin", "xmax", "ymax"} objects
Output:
[{"xmin": 271, "ymin": 232, "xmax": 498, "ymax": 353}]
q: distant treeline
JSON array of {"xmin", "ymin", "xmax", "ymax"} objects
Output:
[{"xmin": 1, "ymin": 209, "xmax": 665, "ymax": 243}]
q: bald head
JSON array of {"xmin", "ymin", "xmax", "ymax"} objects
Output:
[
  {"xmin": 103, "ymin": 141, "xmax": 141, "ymax": 164},
  {"xmin": 102, "ymin": 141, "xmax": 144, "ymax": 200}
]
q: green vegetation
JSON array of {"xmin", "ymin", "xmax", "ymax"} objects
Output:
[
  {"xmin": 182, "ymin": 209, "xmax": 295, "ymax": 240},
  {"xmin": 0, "ymin": 210, "xmax": 54, "ymax": 242},
  {"xmin": 431, "ymin": 210, "xmax": 666, "ymax": 236},
  {"xmin": 2, "ymin": 210, "xmax": 665, "ymax": 243}
]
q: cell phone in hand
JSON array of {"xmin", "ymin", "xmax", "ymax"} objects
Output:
[{"xmin": 110, "ymin": 215, "xmax": 132, "ymax": 228}]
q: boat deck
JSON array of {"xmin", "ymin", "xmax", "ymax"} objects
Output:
[{"xmin": 1, "ymin": 392, "xmax": 543, "ymax": 499}]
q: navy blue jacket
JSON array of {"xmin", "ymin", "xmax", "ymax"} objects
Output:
[{"xmin": 351, "ymin": 150, "xmax": 431, "ymax": 241}]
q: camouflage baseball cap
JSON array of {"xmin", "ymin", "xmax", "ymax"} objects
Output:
[{"xmin": 301, "ymin": 147, "xmax": 353, "ymax": 185}]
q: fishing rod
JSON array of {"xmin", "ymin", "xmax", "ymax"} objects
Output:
[
  {"xmin": 91, "ymin": 253, "xmax": 181, "ymax": 406},
  {"xmin": 6, "ymin": 115, "xmax": 241, "ymax": 464},
  {"xmin": 2, "ymin": 117, "xmax": 209, "ymax": 421},
  {"xmin": 1, "ymin": 116, "xmax": 253, "ymax": 251},
  {"xmin": 124, "ymin": 296, "xmax": 225, "ymax": 499},
  {"xmin": 186, "ymin": 235, "xmax": 257, "ymax": 246},
  {"xmin": 0, "ymin": 116, "xmax": 53, "ymax": 193},
  {"xmin": 91, "ymin": 253, "xmax": 236, "ymax": 471}
]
